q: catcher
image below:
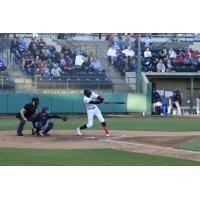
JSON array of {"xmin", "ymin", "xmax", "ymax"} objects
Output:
[{"xmin": 32, "ymin": 107, "xmax": 68, "ymax": 136}]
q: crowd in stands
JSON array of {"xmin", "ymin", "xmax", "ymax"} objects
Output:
[
  {"xmin": 107, "ymin": 34, "xmax": 200, "ymax": 75},
  {"xmin": 10, "ymin": 37, "xmax": 108, "ymax": 82}
]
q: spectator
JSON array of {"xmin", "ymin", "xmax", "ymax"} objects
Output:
[
  {"xmin": 75, "ymin": 54, "xmax": 85, "ymax": 67},
  {"xmin": 81, "ymin": 57, "xmax": 92, "ymax": 71},
  {"xmin": 175, "ymin": 54, "xmax": 184, "ymax": 64},
  {"xmin": 51, "ymin": 63, "xmax": 62, "ymax": 78},
  {"xmin": 165, "ymin": 59, "xmax": 173, "ymax": 72},
  {"xmin": 168, "ymin": 48, "xmax": 177, "ymax": 59},
  {"xmin": 0, "ymin": 59, "xmax": 6, "ymax": 71},
  {"xmin": 157, "ymin": 59, "xmax": 165, "ymax": 72},
  {"xmin": 159, "ymin": 47, "xmax": 168, "ymax": 59},
  {"xmin": 144, "ymin": 47, "xmax": 152, "ymax": 58},
  {"xmin": 41, "ymin": 65, "xmax": 51, "ymax": 80},
  {"xmin": 91, "ymin": 58, "xmax": 104, "ymax": 72},
  {"xmin": 21, "ymin": 38, "xmax": 27, "ymax": 49},
  {"xmin": 122, "ymin": 45, "xmax": 135, "ymax": 68},
  {"xmin": 143, "ymin": 34, "xmax": 152, "ymax": 47},
  {"xmin": 122, "ymin": 45, "xmax": 135, "ymax": 58},
  {"xmin": 129, "ymin": 58, "xmax": 137, "ymax": 71},
  {"xmin": 114, "ymin": 52, "xmax": 126, "ymax": 73},
  {"xmin": 63, "ymin": 58, "xmax": 74, "ymax": 72},
  {"xmin": 107, "ymin": 46, "xmax": 117, "ymax": 64},
  {"xmin": 37, "ymin": 38, "xmax": 46, "ymax": 49}
]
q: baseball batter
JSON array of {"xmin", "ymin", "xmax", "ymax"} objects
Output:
[{"xmin": 76, "ymin": 89, "xmax": 110, "ymax": 136}]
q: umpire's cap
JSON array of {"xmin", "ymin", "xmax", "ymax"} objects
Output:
[
  {"xmin": 84, "ymin": 89, "xmax": 92, "ymax": 98},
  {"xmin": 32, "ymin": 97, "xmax": 39, "ymax": 105}
]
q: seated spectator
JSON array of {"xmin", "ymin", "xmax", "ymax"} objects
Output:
[
  {"xmin": 168, "ymin": 48, "xmax": 177, "ymax": 59},
  {"xmin": 129, "ymin": 58, "xmax": 137, "ymax": 71},
  {"xmin": 81, "ymin": 57, "xmax": 92, "ymax": 72},
  {"xmin": 91, "ymin": 58, "xmax": 104, "ymax": 72},
  {"xmin": 114, "ymin": 52, "xmax": 126, "ymax": 71},
  {"xmin": 175, "ymin": 55, "xmax": 184, "ymax": 64},
  {"xmin": 37, "ymin": 38, "xmax": 46, "ymax": 49},
  {"xmin": 59, "ymin": 53, "xmax": 66, "ymax": 67},
  {"xmin": 144, "ymin": 47, "xmax": 152, "ymax": 58},
  {"xmin": 23, "ymin": 51, "xmax": 35, "ymax": 74},
  {"xmin": 0, "ymin": 59, "xmax": 6, "ymax": 71},
  {"xmin": 51, "ymin": 63, "xmax": 62, "ymax": 78},
  {"xmin": 143, "ymin": 34, "xmax": 152, "ymax": 47},
  {"xmin": 63, "ymin": 58, "xmax": 74, "ymax": 72},
  {"xmin": 122, "ymin": 45, "xmax": 135, "ymax": 68},
  {"xmin": 122, "ymin": 45, "xmax": 135, "ymax": 58},
  {"xmin": 183, "ymin": 55, "xmax": 192, "ymax": 64},
  {"xmin": 158, "ymin": 47, "xmax": 167, "ymax": 59},
  {"xmin": 165, "ymin": 59, "xmax": 173, "ymax": 72},
  {"xmin": 10, "ymin": 37, "xmax": 19, "ymax": 56},
  {"xmin": 107, "ymin": 46, "xmax": 117, "ymax": 64},
  {"xmin": 21, "ymin": 38, "xmax": 27, "ymax": 50},
  {"xmin": 75, "ymin": 54, "xmax": 85, "ymax": 67},
  {"xmin": 157, "ymin": 59, "xmax": 165, "ymax": 72},
  {"xmin": 41, "ymin": 65, "xmax": 51, "ymax": 80},
  {"xmin": 15, "ymin": 44, "xmax": 26, "ymax": 62}
]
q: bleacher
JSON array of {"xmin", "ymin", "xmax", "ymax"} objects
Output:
[{"xmin": 10, "ymin": 36, "xmax": 113, "ymax": 91}]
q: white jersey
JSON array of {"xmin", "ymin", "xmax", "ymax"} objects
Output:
[{"xmin": 83, "ymin": 92, "xmax": 99, "ymax": 110}]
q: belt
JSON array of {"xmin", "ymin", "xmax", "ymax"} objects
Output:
[{"xmin": 88, "ymin": 107, "xmax": 95, "ymax": 110}]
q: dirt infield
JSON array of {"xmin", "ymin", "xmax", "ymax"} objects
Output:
[{"xmin": 1, "ymin": 130, "xmax": 200, "ymax": 161}]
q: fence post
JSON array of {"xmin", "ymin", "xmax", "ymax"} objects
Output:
[{"xmin": 1, "ymin": 76, "xmax": 3, "ymax": 90}]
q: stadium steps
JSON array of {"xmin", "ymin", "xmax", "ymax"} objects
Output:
[{"xmin": 52, "ymin": 38, "xmax": 135, "ymax": 93}]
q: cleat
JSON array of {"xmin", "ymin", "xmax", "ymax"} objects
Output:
[
  {"xmin": 16, "ymin": 132, "xmax": 24, "ymax": 136},
  {"xmin": 76, "ymin": 128, "xmax": 82, "ymax": 136},
  {"xmin": 105, "ymin": 133, "xmax": 110, "ymax": 137}
]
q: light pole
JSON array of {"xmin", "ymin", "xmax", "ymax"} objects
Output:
[{"xmin": 136, "ymin": 33, "xmax": 141, "ymax": 93}]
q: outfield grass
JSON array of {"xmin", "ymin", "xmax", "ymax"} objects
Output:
[
  {"xmin": 1, "ymin": 117, "xmax": 200, "ymax": 132},
  {"xmin": 0, "ymin": 148, "xmax": 199, "ymax": 166}
]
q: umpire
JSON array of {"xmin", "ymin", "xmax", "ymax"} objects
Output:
[{"xmin": 16, "ymin": 97, "xmax": 39, "ymax": 136}]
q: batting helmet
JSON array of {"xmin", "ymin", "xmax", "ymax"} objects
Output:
[
  {"xmin": 32, "ymin": 97, "xmax": 39, "ymax": 106},
  {"xmin": 84, "ymin": 89, "xmax": 92, "ymax": 98},
  {"xmin": 42, "ymin": 107, "xmax": 49, "ymax": 113}
]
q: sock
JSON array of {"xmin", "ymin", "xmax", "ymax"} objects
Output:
[
  {"xmin": 101, "ymin": 122, "xmax": 109, "ymax": 134},
  {"xmin": 80, "ymin": 124, "xmax": 87, "ymax": 130}
]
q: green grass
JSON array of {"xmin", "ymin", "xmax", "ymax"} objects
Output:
[
  {"xmin": 1, "ymin": 117, "xmax": 200, "ymax": 165},
  {"xmin": 1, "ymin": 117, "xmax": 200, "ymax": 132},
  {"xmin": 0, "ymin": 148, "xmax": 199, "ymax": 166},
  {"xmin": 177, "ymin": 139, "xmax": 200, "ymax": 152}
]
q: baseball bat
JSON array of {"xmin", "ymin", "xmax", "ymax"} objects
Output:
[{"xmin": 103, "ymin": 101, "xmax": 126, "ymax": 104}]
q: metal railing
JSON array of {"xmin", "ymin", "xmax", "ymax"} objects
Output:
[{"xmin": 0, "ymin": 75, "xmax": 134, "ymax": 93}]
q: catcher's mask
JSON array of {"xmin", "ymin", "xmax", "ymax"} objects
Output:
[
  {"xmin": 32, "ymin": 97, "xmax": 40, "ymax": 106},
  {"xmin": 42, "ymin": 107, "xmax": 49, "ymax": 114},
  {"xmin": 84, "ymin": 89, "xmax": 92, "ymax": 98}
]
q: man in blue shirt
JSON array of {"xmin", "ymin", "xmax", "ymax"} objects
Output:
[{"xmin": 0, "ymin": 59, "xmax": 6, "ymax": 71}]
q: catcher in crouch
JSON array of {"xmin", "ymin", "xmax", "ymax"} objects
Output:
[
  {"xmin": 32, "ymin": 107, "xmax": 68, "ymax": 136},
  {"xmin": 76, "ymin": 89, "xmax": 110, "ymax": 137}
]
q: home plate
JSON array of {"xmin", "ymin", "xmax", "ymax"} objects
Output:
[{"xmin": 84, "ymin": 136, "xmax": 96, "ymax": 139}]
